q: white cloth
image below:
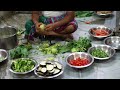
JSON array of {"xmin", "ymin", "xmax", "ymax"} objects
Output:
[{"xmin": 42, "ymin": 11, "xmax": 66, "ymax": 17}]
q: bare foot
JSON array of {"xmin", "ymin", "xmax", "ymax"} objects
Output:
[{"xmin": 62, "ymin": 34, "xmax": 74, "ymax": 41}]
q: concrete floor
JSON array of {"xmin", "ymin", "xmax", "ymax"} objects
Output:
[{"xmin": 0, "ymin": 12, "xmax": 120, "ymax": 79}]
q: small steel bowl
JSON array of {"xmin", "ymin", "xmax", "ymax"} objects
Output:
[
  {"xmin": 95, "ymin": 11, "xmax": 113, "ymax": 18},
  {"xmin": 0, "ymin": 49, "xmax": 8, "ymax": 63},
  {"xmin": 34, "ymin": 60, "xmax": 64, "ymax": 79},
  {"xmin": 9, "ymin": 58, "xmax": 38, "ymax": 74},
  {"xmin": 104, "ymin": 36, "xmax": 120, "ymax": 50},
  {"xmin": 89, "ymin": 26, "xmax": 113, "ymax": 39},
  {"xmin": 66, "ymin": 52, "xmax": 94, "ymax": 69},
  {"xmin": 88, "ymin": 44, "xmax": 116, "ymax": 60}
]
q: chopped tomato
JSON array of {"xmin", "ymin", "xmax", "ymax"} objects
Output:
[
  {"xmin": 92, "ymin": 29, "xmax": 109, "ymax": 36},
  {"xmin": 69, "ymin": 57, "xmax": 90, "ymax": 66}
]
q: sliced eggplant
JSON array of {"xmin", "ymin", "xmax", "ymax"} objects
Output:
[
  {"xmin": 48, "ymin": 68, "xmax": 55, "ymax": 73},
  {"xmin": 41, "ymin": 67, "xmax": 47, "ymax": 73},
  {"xmin": 53, "ymin": 68, "xmax": 60, "ymax": 75},
  {"xmin": 53, "ymin": 64, "xmax": 56, "ymax": 68},
  {"xmin": 37, "ymin": 71, "xmax": 44, "ymax": 75},
  {"xmin": 46, "ymin": 61, "xmax": 54, "ymax": 65},
  {"xmin": 40, "ymin": 61, "xmax": 47, "ymax": 66},
  {"xmin": 55, "ymin": 62, "xmax": 62, "ymax": 70},
  {"xmin": 46, "ymin": 64, "xmax": 54, "ymax": 71},
  {"xmin": 37, "ymin": 66, "xmax": 42, "ymax": 72}
]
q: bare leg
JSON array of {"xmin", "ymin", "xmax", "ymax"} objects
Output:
[{"xmin": 37, "ymin": 25, "xmax": 76, "ymax": 41}]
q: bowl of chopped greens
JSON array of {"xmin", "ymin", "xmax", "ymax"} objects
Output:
[
  {"xmin": 88, "ymin": 44, "xmax": 116, "ymax": 60},
  {"xmin": 9, "ymin": 58, "xmax": 38, "ymax": 74},
  {"xmin": 0, "ymin": 49, "xmax": 8, "ymax": 63}
]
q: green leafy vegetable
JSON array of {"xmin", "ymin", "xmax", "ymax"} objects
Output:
[
  {"xmin": 58, "ymin": 37, "xmax": 92, "ymax": 53},
  {"xmin": 10, "ymin": 44, "xmax": 32, "ymax": 59},
  {"xmin": 91, "ymin": 48, "xmax": 109, "ymax": 58},
  {"xmin": 75, "ymin": 11, "xmax": 94, "ymax": 18},
  {"xmin": 38, "ymin": 37, "xmax": 92, "ymax": 55},
  {"xmin": 11, "ymin": 58, "xmax": 35, "ymax": 72}
]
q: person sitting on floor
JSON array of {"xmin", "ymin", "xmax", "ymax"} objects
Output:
[{"xmin": 24, "ymin": 11, "xmax": 78, "ymax": 42}]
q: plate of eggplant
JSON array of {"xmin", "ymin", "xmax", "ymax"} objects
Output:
[{"xmin": 34, "ymin": 60, "xmax": 64, "ymax": 78}]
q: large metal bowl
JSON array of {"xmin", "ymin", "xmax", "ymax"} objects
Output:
[
  {"xmin": 34, "ymin": 60, "xmax": 64, "ymax": 79},
  {"xmin": 89, "ymin": 26, "xmax": 113, "ymax": 39},
  {"xmin": 9, "ymin": 58, "xmax": 38, "ymax": 74},
  {"xmin": 66, "ymin": 52, "xmax": 94, "ymax": 69},
  {"xmin": 0, "ymin": 49, "xmax": 8, "ymax": 63},
  {"xmin": 104, "ymin": 36, "xmax": 120, "ymax": 50},
  {"xmin": 95, "ymin": 11, "xmax": 113, "ymax": 18},
  {"xmin": 88, "ymin": 44, "xmax": 116, "ymax": 60},
  {"xmin": 0, "ymin": 26, "xmax": 18, "ymax": 50}
]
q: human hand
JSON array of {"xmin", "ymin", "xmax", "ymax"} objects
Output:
[
  {"xmin": 45, "ymin": 23, "xmax": 56, "ymax": 31},
  {"xmin": 35, "ymin": 22, "xmax": 43, "ymax": 33}
]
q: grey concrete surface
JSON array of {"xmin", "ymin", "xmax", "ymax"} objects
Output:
[{"xmin": 0, "ymin": 11, "xmax": 120, "ymax": 79}]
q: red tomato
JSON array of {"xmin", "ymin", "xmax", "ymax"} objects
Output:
[{"xmin": 69, "ymin": 57, "xmax": 90, "ymax": 66}]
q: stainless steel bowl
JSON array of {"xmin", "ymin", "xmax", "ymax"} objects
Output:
[
  {"xmin": 95, "ymin": 11, "xmax": 113, "ymax": 18},
  {"xmin": 0, "ymin": 26, "xmax": 18, "ymax": 50},
  {"xmin": 88, "ymin": 44, "xmax": 116, "ymax": 60},
  {"xmin": 0, "ymin": 49, "xmax": 8, "ymax": 63},
  {"xmin": 34, "ymin": 60, "xmax": 64, "ymax": 79},
  {"xmin": 9, "ymin": 58, "xmax": 38, "ymax": 74},
  {"xmin": 66, "ymin": 52, "xmax": 94, "ymax": 69},
  {"xmin": 104, "ymin": 36, "xmax": 120, "ymax": 50},
  {"xmin": 89, "ymin": 26, "xmax": 113, "ymax": 39}
]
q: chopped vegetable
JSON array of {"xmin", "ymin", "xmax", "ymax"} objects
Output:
[
  {"xmin": 69, "ymin": 57, "xmax": 90, "ymax": 66},
  {"xmin": 91, "ymin": 48, "xmax": 109, "ymax": 58},
  {"xmin": 11, "ymin": 58, "xmax": 35, "ymax": 72},
  {"xmin": 92, "ymin": 29, "xmax": 109, "ymax": 36},
  {"xmin": 36, "ymin": 61, "xmax": 62, "ymax": 76}
]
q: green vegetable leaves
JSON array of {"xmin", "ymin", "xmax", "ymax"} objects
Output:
[
  {"xmin": 38, "ymin": 37, "xmax": 92, "ymax": 55},
  {"xmin": 59, "ymin": 37, "xmax": 91, "ymax": 53},
  {"xmin": 10, "ymin": 44, "xmax": 32, "ymax": 59},
  {"xmin": 91, "ymin": 49, "xmax": 109, "ymax": 58},
  {"xmin": 75, "ymin": 11, "xmax": 94, "ymax": 18},
  {"xmin": 11, "ymin": 58, "xmax": 35, "ymax": 72}
]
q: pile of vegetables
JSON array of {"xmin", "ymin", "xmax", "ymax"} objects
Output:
[
  {"xmin": 75, "ymin": 11, "xmax": 94, "ymax": 18},
  {"xmin": 10, "ymin": 43, "xmax": 32, "ymax": 59},
  {"xmin": 11, "ymin": 58, "xmax": 35, "ymax": 72},
  {"xmin": 38, "ymin": 41, "xmax": 61, "ymax": 55},
  {"xmin": 69, "ymin": 57, "xmax": 90, "ymax": 66},
  {"xmin": 58, "ymin": 37, "xmax": 92, "ymax": 53},
  {"xmin": 91, "ymin": 48, "xmax": 109, "ymax": 58},
  {"xmin": 38, "ymin": 37, "xmax": 92, "ymax": 55}
]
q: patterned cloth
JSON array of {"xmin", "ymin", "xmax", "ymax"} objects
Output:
[{"xmin": 25, "ymin": 13, "xmax": 78, "ymax": 40}]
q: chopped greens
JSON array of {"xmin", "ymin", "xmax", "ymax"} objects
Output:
[
  {"xmin": 91, "ymin": 48, "xmax": 109, "ymax": 58},
  {"xmin": 11, "ymin": 58, "xmax": 35, "ymax": 72}
]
